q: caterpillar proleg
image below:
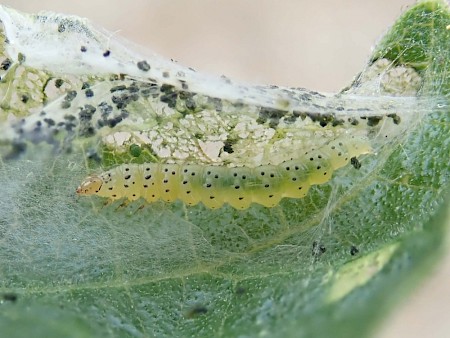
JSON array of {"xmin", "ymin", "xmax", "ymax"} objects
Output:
[{"xmin": 76, "ymin": 136, "xmax": 371, "ymax": 209}]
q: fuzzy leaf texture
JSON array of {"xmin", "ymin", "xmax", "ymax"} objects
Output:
[{"xmin": 0, "ymin": 1, "xmax": 449, "ymax": 337}]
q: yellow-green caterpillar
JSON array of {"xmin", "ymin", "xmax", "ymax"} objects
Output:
[{"xmin": 76, "ymin": 136, "xmax": 371, "ymax": 209}]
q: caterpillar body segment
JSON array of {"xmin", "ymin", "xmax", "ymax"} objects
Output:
[{"xmin": 77, "ymin": 136, "xmax": 371, "ymax": 209}]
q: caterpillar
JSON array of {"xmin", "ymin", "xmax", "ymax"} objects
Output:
[{"xmin": 76, "ymin": 135, "xmax": 371, "ymax": 209}]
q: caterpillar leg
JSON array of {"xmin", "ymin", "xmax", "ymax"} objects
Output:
[
  {"xmin": 115, "ymin": 199, "xmax": 131, "ymax": 210},
  {"xmin": 126, "ymin": 203, "xmax": 146, "ymax": 215},
  {"xmin": 102, "ymin": 198, "xmax": 115, "ymax": 207}
]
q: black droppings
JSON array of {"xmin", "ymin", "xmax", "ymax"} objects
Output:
[
  {"xmin": 110, "ymin": 85, "xmax": 127, "ymax": 93},
  {"xmin": 18, "ymin": 53, "xmax": 26, "ymax": 63},
  {"xmin": 80, "ymin": 45, "xmax": 87, "ymax": 52},
  {"xmin": 207, "ymin": 97, "xmax": 223, "ymax": 112},
  {"xmin": 223, "ymin": 139, "xmax": 235, "ymax": 154},
  {"xmin": 180, "ymin": 81, "xmax": 189, "ymax": 90},
  {"xmin": 387, "ymin": 113, "xmax": 401, "ymax": 125},
  {"xmin": 365, "ymin": 116, "xmax": 383, "ymax": 127},
  {"xmin": 80, "ymin": 125, "xmax": 95, "ymax": 137},
  {"xmin": 121, "ymin": 109, "xmax": 130, "ymax": 118},
  {"xmin": 350, "ymin": 157, "xmax": 361, "ymax": 169},
  {"xmin": 350, "ymin": 246, "xmax": 359, "ymax": 256},
  {"xmin": 0, "ymin": 58, "xmax": 12, "ymax": 71},
  {"xmin": 98, "ymin": 101, "xmax": 113, "ymax": 118},
  {"xmin": 160, "ymin": 84, "xmax": 174, "ymax": 93},
  {"xmin": 348, "ymin": 117, "xmax": 359, "ymax": 126},
  {"xmin": 129, "ymin": 92, "xmax": 139, "ymax": 102},
  {"xmin": 257, "ymin": 107, "xmax": 287, "ymax": 126},
  {"xmin": 79, "ymin": 104, "xmax": 96, "ymax": 121},
  {"xmin": 332, "ymin": 119, "xmax": 345, "ymax": 127},
  {"xmin": 111, "ymin": 94, "xmax": 131, "ymax": 109},
  {"xmin": 312, "ymin": 241, "xmax": 326, "ymax": 257},
  {"xmin": 55, "ymin": 78, "xmax": 64, "ymax": 88},
  {"xmin": 306, "ymin": 112, "xmax": 335, "ymax": 127},
  {"xmin": 106, "ymin": 116, "xmax": 123, "ymax": 128},
  {"xmin": 20, "ymin": 94, "xmax": 29, "ymax": 103},
  {"xmin": 293, "ymin": 111, "xmax": 307, "ymax": 120},
  {"xmin": 261, "ymin": 107, "xmax": 286, "ymax": 119},
  {"xmin": 184, "ymin": 97, "xmax": 197, "ymax": 111},
  {"xmin": 43, "ymin": 118, "xmax": 55, "ymax": 126},
  {"xmin": 85, "ymin": 89, "xmax": 94, "ymax": 97},
  {"xmin": 137, "ymin": 60, "xmax": 151, "ymax": 71},
  {"xmin": 128, "ymin": 83, "xmax": 140, "ymax": 93},
  {"xmin": 64, "ymin": 90, "xmax": 77, "ymax": 102},
  {"xmin": 103, "ymin": 50, "xmax": 111, "ymax": 57},
  {"xmin": 160, "ymin": 91, "xmax": 178, "ymax": 108}
]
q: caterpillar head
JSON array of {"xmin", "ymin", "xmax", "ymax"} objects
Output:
[{"xmin": 76, "ymin": 175, "xmax": 103, "ymax": 195}]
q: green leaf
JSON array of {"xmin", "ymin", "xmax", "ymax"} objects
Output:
[{"xmin": 0, "ymin": 1, "xmax": 449, "ymax": 337}]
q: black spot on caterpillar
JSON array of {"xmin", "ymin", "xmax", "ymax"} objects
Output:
[{"xmin": 77, "ymin": 137, "xmax": 371, "ymax": 209}]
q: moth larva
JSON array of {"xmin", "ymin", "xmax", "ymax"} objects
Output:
[{"xmin": 76, "ymin": 136, "xmax": 371, "ymax": 209}]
